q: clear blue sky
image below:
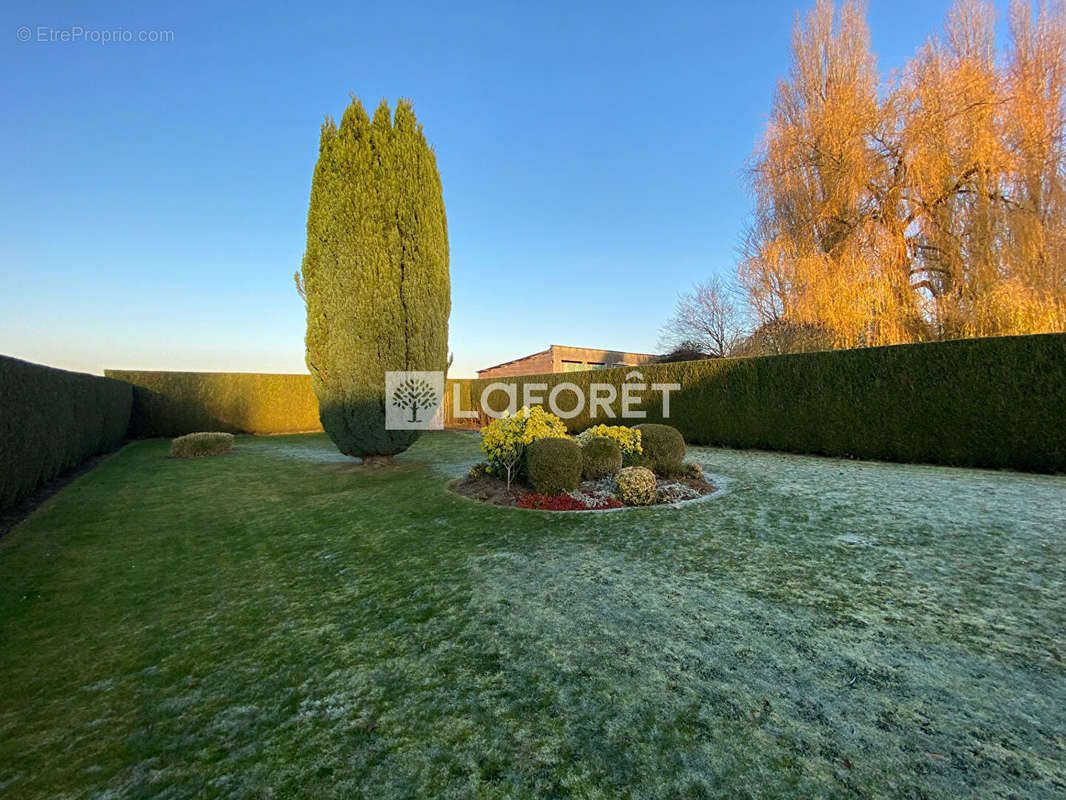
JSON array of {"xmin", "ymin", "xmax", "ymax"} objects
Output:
[{"xmin": 1, "ymin": 0, "xmax": 1007, "ymax": 378}]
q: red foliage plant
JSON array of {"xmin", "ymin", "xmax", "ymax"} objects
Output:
[{"xmin": 517, "ymin": 492, "xmax": 623, "ymax": 511}]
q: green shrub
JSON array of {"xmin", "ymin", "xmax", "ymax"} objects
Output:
[
  {"xmin": 1, "ymin": 355, "xmax": 132, "ymax": 510},
  {"xmin": 635, "ymin": 424, "xmax": 686, "ymax": 476},
  {"xmin": 575, "ymin": 424, "xmax": 642, "ymax": 463},
  {"xmin": 466, "ymin": 333, "xmax": 1066, "ymax": 473},
  {"xmin": 468, "ymin": 461, "xmax": 491, "ymax": 479},
  {"xmin": 526, "ymin": 437, "xmax": 582, "ymax": 495},
  {"xmin": 300, "ymin": 98, "xmax": 450, "ymax": 461},
  {"xmin": 581, "ymin": 436, "xmax": 622, "ymax": 479},
  {"xmin": 682, "ymin": 461, "xmax": 703, "ymax": 480},
  {"xmin": 480, "ymin": 406, "xmax": 568, "ymax": 487},
  {"xmin": 615, "ymin": 466, "xmax": 657, "ymax": 506},
  {"xmin": 170, "ymin": 432, "xmax": 234, "ymax": 458}
]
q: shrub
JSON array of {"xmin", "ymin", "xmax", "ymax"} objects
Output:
[
  {"xmin": 1, "ymin": 355, "xmax": 132, "ymax": 510},
  {"xmin": 526, "ymin": 437, "xmax": 582, "ymax": 495},
  {"xmin": 576, "ymin": 424, "xmax": 642, "ymax": 462},
  {"xmin": 682, "ymin": 461, "xmax": 703, "ymax": 480},
  {"xmin": 615, "ymin": 466, "xmax": 657, "ymax": 506},
  {"xmin": 170, "ymin": 432, "xmax": 234, "ymax": 458},
  {"xmin": 581, "ymin": 436, "xmax": 622, "ymax": 480},
  {"xmin": 634, "ymin": 424, "xmax": 686, "ymax": 476},
  {"xmin": 300, "ymin": 98, "xmax": 450, "ymax": 462},
  {"xmin": 468, "ymin": 461, "xmax": 491, "ymax": 479},
  {"xmin": 480, "ymin": 406, "xmax": 568, "ymax": 487}
]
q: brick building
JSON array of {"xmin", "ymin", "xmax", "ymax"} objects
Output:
[{"xmin": 476, "ymin": 344, "xmax": 658, "ymax": 379}]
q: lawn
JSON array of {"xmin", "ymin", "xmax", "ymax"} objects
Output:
[{"xmin": 1, "ymin": 432, "xmax": 1064, "ymax": 799}]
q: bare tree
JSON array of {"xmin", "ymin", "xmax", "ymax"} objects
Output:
[{"xmin": 659, "ymin": 277, "xmax": 747, "ymax": 358}]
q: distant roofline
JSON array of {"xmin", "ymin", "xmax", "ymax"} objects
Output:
[
  {"xmin": 476, "ymin": 344, "xmax": 659, "ymax": 375},
  {"xmin": 547, "ymin": 344, "xmax": 659, "ymax": 357},
  {"xmin": 475, "ymin": 347, "xmax": 552, "ymax": 375}
]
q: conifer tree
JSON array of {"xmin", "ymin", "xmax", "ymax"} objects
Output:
[{"xmin": 299, "ymin": 98, "xmax": 450, "ymax": 464}]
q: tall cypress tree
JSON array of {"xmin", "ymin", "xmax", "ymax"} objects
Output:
[{"xmin": 300, "ymin": 98, "xmax": 450, "ymax": 464}]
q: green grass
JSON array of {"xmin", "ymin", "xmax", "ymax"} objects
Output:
[{"xmin": 1, "ymin": 432, "xmax": 1064, "ymax": 799}]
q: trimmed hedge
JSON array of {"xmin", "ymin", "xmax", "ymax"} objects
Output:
[
  {"xmin": 468, "ymin": 333, "xmax": 1066, "ymax": 473},
  {"xmin": 105, "ymin": 371, "xmax": 322, "ymax": 437},
  {"xmin": 1, "ymin": 355, "xmax": 132, "ymax": 510},
  {"xmin": 105, "ymin": 371, "xmax": 477, "ymax": 438}
]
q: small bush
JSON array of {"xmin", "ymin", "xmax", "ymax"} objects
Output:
[
  {"xmin": 526, "ymin": 437, "xmax": 582, "ymax": 495},
  {"xmin": 170, "ymin": 432, "xmax": 234, "ymax": 458},
  {"xmin": 576, "ymin": 424, "xmax": 643, "ymax": 463},
  {"xmin": 480, "ymin": 406, "xmax": 568, "ymax": 487},
  {"xmin": 682, "ymin": 461, "xmax": 703, "ymax": 480},
  {"xmin": 634, "ymin": 424, "xmax": 686, "ymax": 476},
  {"xmin": 581, "ymin": 436, "xmax": 622, "ymax": 479},
  {"xmin": 615, "ymin": 466, "xmax": 657, "ymax": 506},
  {"xmin": 468, "ymin": 461, "xmax": 491, "ymax": 479}
]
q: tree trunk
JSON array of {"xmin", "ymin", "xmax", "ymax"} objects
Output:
[{"xmin": 361, "ymin": 455, "xmax": 394, "ymax": 468}]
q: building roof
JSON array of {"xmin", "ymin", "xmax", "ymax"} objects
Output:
[
  {"xmin": 475, "ymin": 347, "xmax": 552, "ymax": 375},
  {"xmin": 476, "ymin": 344, "xmax": 658, "ymax": 375}
]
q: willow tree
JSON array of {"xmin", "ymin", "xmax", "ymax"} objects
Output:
[
  {"xmin": 740, "ymin": 0, "xmax": 1066, "ymax": 350},
  {"xmin": 298, "ymin": 98, "xmax": 450, "ymax": 464}
]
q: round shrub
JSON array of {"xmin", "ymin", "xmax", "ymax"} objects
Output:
[
  {"xmin": 575, "ymin": 424, "xmax": 643, "ymax": 462},
  {"xmin": 615, "ymin": 466, "xmax": 657, "ymax": 506},
  {"xmin": 634, "ymin": 424, "xmax": 685, "ymax": 476},
  {"xmin": 682, "ymin": 461, "xmax": 703, "ymax": 480},
  {"xmin": 581, "ymin": 436, "xmax": 622, "ymax": 480},
  {"xmin": 526, "ymin": 437, "xmax": 582, "ymax": 495},
  {"xmin": 468, "ymin": 461, "xmax": 491, "ymax": 479},
  {"xmin": 170, "ymin": 432, "xmax": 234, "ymax": 458},
  {"xmin": 480, "ymin": 405, "xmax": 568, "ymax": 487}
]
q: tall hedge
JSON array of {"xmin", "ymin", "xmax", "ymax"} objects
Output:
[
  {"xmin": 103, "ymin": 371, "xmax": 475, "ymax": 437},
  {"xmin": 300, "ymin": 98, "xmax": 450, "ymax": 459},
  {"xmin": 1, "ymin": 355, "xmax": 131, "ymax": 510},
  {"xmin": 468, "ymin": 333, "xmax": 1066, "ymax": 473},
  {"xmin": 104, "ymin": 371, "xmax": 324, "ymax": 437}
]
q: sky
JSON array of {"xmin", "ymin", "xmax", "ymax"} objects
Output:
[{"xmin": 1, "ymin": 0, "xmax": 1015, "ymax": 378}]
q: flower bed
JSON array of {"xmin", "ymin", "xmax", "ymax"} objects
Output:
[
  {"xmin": 450, "ymin": 410, "xmax": 716, "ymax": 511},
  {"xmin": 452, "ymin": 470, "xmax": 715, "ymax": 511}
]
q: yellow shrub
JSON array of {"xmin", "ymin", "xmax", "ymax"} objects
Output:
[
  {"xmin": 576, "ymin": 424, "xmax": 642, "ymax": 462},
  {"xmin": 480, "ymin": 406, "xmax": 568, "ymax": 487}
]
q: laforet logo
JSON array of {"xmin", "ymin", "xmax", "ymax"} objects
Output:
[{"xmin": 385, "ymin": 371, "xmax": 445, "ymax": 430}]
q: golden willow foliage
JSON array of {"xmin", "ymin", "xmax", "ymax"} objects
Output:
[{"xmin": 742, "ymin": 0, "xmax": 1066, "ymax": 349}]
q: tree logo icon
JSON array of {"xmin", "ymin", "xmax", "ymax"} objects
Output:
[{"xmin": 385, "ymin": 371, "xmax": 445, "ymax": 430}]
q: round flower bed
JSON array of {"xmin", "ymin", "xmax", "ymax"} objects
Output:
[
  {"xmin": 451, "ymin": 410, "xmax": 717, "ymax": 511},
  {"xmin": 450, "ymin": 468, "xmax": 716, "ymax": 510}
]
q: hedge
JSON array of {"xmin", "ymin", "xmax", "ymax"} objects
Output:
[
  {"xmin": 105, "ymin": 370, "xmax": 477, "ymax": 438},
  {"xmin": 466, "ymin": 333, "xmax": 1066, "ymax": 473},
  {"xmin": 1, "ymin": 355, "xmax": 132, "ymax": 510}
]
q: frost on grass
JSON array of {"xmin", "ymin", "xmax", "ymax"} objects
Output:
[{"xmin": 2, "ymin": 435, "xmax": 1065, "ymax": 800}]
